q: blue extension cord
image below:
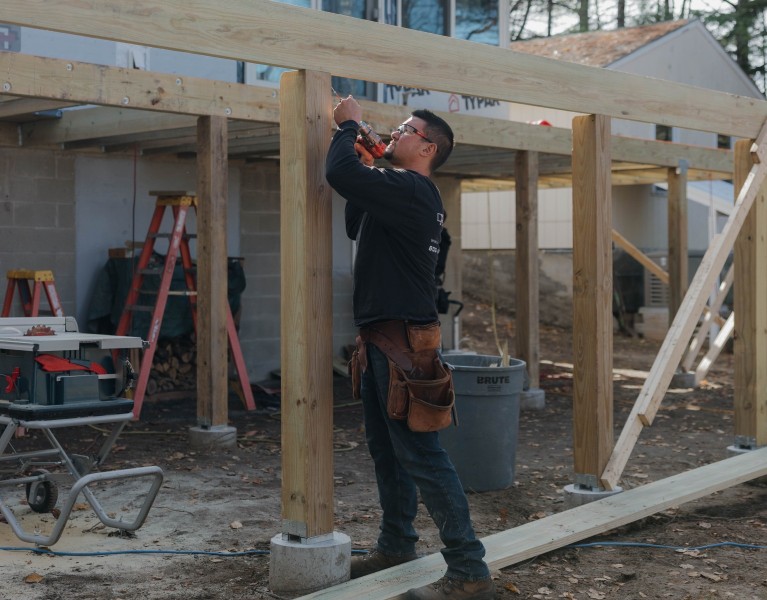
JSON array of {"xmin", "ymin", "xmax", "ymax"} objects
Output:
[{"xmin": 0, "ymin": 541, "xmax": 765, "ymax": 558}]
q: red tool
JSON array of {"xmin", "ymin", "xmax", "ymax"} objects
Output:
[{"xmin": 357, "ymin": 121, "xmax": 387, "ymax": 158}]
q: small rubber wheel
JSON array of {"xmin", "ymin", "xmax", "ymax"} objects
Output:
[{"xmin": 25, "ymin": 470, "xmax": 59, "ymax": 513}]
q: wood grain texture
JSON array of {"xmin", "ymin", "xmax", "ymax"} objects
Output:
[
  {"xmin": 1, "ymin": 1, "xmax": 765, "ymax": 136},
  {"xmin": 195, "ymin": 116, "xmax": 229, "ymax": 426},
  {"xmin": 297, "ymin": 447, "xmax": 767, "ymax": 599},
  {"xmin": 667, "ymin": 165, "xmax": 688, "ymax": 322},
  {"xmin": 514, "ymin": 151, "xmax": 540, "ymax": 388},
  {"xmin": 571, "ymin": 115, "xmax": 613, "ymax": 479},
  {"xmin": 279, "ymin": 70, "xmax": 334, "ymax": 537},
  {"xmin": 733, "ymin": 139, "xmax": 767, "ymax": 445}
]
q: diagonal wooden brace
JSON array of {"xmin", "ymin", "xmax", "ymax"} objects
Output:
[{"xmin": 600, "ymin": 120, "xmax": 767, "ymax": 491}]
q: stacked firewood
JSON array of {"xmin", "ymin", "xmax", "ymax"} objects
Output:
[{"xmin": 145, "ymin": 335, "xmax": 197, "ymax": 396}]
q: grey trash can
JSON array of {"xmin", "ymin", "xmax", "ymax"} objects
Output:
[{"xmin": 440, "ymin": 354, "xmax": 526, "ymax": 492}]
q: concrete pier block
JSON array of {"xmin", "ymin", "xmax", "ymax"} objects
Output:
[
  {"xmin": 520, "ymin": 387, "xmax": 546, "ymax": 410},
  {"xmin": 188, "ymin": 425, "xmax": 237, "ymax": 450},
  {"xmin": 269, "ymin": 531, "xmax": 351, "ymax": 597},
  {"xmin": 563, "ymin": 484, "xmax": 623, "ymax": 509},
  {"xmin": 670, "ymin": 370, "xmax": 697, "ymax": 389}
]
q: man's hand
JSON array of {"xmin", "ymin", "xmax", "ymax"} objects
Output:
[
  {"xmin": 354, "ymin": 142, "xmax": 375, "ymax": 167},
  {"xmin": 334, "ymin": 95, "xmax": 363, "ymax": 127}
]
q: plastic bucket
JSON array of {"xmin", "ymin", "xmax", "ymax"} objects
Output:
[{"xmin": 440, "ymin": 354, "xmax": 526, "ymax": 492}]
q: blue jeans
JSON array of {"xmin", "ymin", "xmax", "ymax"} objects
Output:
[{"xmin": 360, "ymin": 343, "xmax": 490, "ymax": 582}]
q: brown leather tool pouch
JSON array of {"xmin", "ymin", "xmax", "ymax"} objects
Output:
[
  {"xmin": 402, "ymin": 355, "xmax": 455, "ymax": 432},
  {"xmin": 361, "ymin": 320, "xmax": 456, "ymax": 431}
]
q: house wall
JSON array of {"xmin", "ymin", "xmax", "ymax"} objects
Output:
[{"xmin": 0, "ymin": 147, "xmax": 77, "ymax": 316}]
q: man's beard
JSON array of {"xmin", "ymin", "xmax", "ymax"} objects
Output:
[{"xmin": 383, "ymin": 145, "xmax": 397, "ymax": 164}]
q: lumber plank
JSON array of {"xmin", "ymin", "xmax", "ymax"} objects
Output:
[
  {"xmin": 1, "ymin": 58, "xmax": 730, "ymax": 176},
  {"xmin": 195, "ymin": 116, "xmax": 229, "ymax": 427},
  {"xmin": 0, "ymin": 51, "xmax": 275, "ymax": 120},
  {"xmin": 571, "ymin": 115, "xmax": 613, "ymax": 480},
  {"xmin": 680, "ymin": 265, "xmax": 733, "ymax": 372},
  {"xmin": 297, "ymin": 447, "xmax": 767, "ymax": 599},
  {"xmin": 1, "ymin": 0, "xmax": 766, "ymax": 137},
  {"xmin": 279, "ymin": 70, "xmax": 334, "ymax": 537},
  {"xmin": 600, "ymin": 121, "xmax": 767, "ymax": 491},
  {"xmin": 514, "ymin": 151, "xmax": 540, "ymax": 388},
  {"xmin": 611, "ymin": 229, "xmax": 669, "ymax": 284},
  {"xmin": 733, "ymin": 139, "xmax": 767, "ymax": 446},
  {"xmin": 694, "ymin": 312, "xmax": 734, "ymax": 385},
  {"xmin": 668, "ymin": 164, "xmax": 688, "ymax": 322}
]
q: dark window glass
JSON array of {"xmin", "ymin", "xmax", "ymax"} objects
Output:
[
  {"xmin": 456, "ymin": 0, "xmax": 498, "ymax": 45},
  {"xmin": 403, "ymin": 0, "xmax": 447, "ymax": 35}
]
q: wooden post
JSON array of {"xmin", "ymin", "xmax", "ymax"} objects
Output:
[
  {"xmin": 571, "ymin": 114, "xmax": 613, "ymax": 487},
  {"xmin": 668, "ymin": 162, "xmax": 688, "ymax": 323},
  {"xmin": 279, "ymin": 69, "xmax": 334, "ymax": 539},
  {"xmin": 515, "ymin": 150, "xmax": 540, "ymax": 389},
  {"xmin": 733, "ymin": 139, "xmax": 767, "ymax": 448},
  {"xmin": 196, "ymin": 115, "xmax": 229, "ymax": 427}
]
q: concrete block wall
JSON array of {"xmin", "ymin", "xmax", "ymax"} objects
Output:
[
  {"xmin": 0, "ymin": 147, "xmax": 76, "ymax": 317},
  {"xmin": 239, "ymin": 161, "xmax": 282, "ymax": 382}
]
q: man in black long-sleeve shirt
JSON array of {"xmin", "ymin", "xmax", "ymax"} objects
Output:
[{"xmin": 326, "ymin": 96, "xmax": 495, "ymax": 600}]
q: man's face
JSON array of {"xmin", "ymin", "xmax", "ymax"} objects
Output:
[{"xmin": 384, "ymin": 117, "xmax": 432, "ymax": 166}]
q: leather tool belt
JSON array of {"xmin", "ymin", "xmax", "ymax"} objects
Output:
[{"xmin": 349, "ymin": 320, "xmax": 456, "ymax": 432}]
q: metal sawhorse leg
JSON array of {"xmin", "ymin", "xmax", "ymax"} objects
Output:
[{"xmin": 0, "ymin": 412, "xmax": 163, "ymax": 547}]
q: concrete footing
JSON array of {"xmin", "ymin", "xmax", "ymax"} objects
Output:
[
  {"xmin": 520, "ymin": 387, "xmax": 545, "ymax": 410},
  {"xmin": 269, "ymin": 531, "xmax": 351, "ymax": 597},
  {"xmin": 188, "ymin": 425, "xmax": 237, "ymax": 450},
  {"xmin": 670, "ymin": 370, "xmax": 697, "ymax": 389},
  {"xmin": 563, "ymin": 484, "xmax": 623, "ymax": 509}
]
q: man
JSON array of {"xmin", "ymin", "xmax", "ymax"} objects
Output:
[{"xmin": 326, "ymin": 95, "xmax": 495, "ymax": 600}]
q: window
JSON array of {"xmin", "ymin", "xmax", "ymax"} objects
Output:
[
  {"xmin": 717, "ymin": 134, "xmax": 731, "ymax": 150},
  {"xmin": 655, "ymin": 124, "xmax": 672, "ymax": 142},
  {"xmin": 323, "ymin": 0, "xmax": 375, "ymax": 98},
  {"xmin": 403, "ymin": 0, "xmax": 448, "ymax": 35},
  {"xmin": 455, "ymin": 0, "xmax": 499, "ymax": 45}
]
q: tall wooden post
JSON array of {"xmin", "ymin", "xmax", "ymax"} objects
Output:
[
  {"xmin": 279, "ymin": 70, "xmax": 334, "ymax": 539},
  {"xmin": 668, "ymin": 161, "xmax": 688, "ymax": 323},
  {"xmin": 571, "ymin": 114, "xmax": 613, "ymax": 488},
  {"xmin": 733, "ymin": 139, "xmax": 767, "ymax": 449},
  {"xmin": 515, "ymin": 150, "xmax": 540, "ymax": 390},
  {"xmin": 196, "ymin": 115, "xmax": 229, "ymax": 428}
]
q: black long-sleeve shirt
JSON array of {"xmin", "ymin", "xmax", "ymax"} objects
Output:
[{"xmin": 326, "ymin": 120, "xmax": 444, "ymax": 326}]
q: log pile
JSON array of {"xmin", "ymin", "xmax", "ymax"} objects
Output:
[{"xmin": 145, "ymin": 335, "xmax": 197, "ymax": 396}]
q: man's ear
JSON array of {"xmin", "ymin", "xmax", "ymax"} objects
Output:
[{"xmin": 420, "ymin": 142, "xmax": 437, "ymax": 159}]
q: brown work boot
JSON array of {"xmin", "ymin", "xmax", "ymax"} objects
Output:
[
  {"xmin": 350, "ymin": 549, "xmax": 418, "ymax": 579},
  {"xmin": 405, "ymin": 576, "xmax": 496, "ymax": 599}
]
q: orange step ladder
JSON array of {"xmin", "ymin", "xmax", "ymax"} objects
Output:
[
  {"xmin": 115, "ymin": 192, "xmax": 255, "ymax": 418},
  {"xmin": 2, "ymin": 269, "xmax": 64, "ymax": 317}
]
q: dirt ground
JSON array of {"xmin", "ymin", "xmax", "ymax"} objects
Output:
[{"xmin": 2, "ymin": 294, "xmax": 767, "ymax": 600}]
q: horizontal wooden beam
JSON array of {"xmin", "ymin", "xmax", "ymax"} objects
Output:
[
  {"xmin": 1, "ymin": 1, "xmax": 765, "ymax": 137},
  {"xmin": 0, "ymin": 51, "xmax": 279, "ymax": 121},
  {"xmin": 0, "ymin": 96, "xmax": 78, "ymax": 119},
  {"xmin": 0, "ymin": 53, "xmax": 733, "ymax": 174},
  {"xmin": 297, "ymin": 446, "xmax": 767, "ymax": 599}
]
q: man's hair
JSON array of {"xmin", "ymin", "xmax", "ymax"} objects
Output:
[{"xmin": 411, "ymin": 109, "xmax": 454, "ymax": 172}]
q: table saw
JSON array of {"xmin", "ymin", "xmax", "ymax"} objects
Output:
[{"xmin": 0, "ymin": 316, "xmax": 163, "ymax": 546}]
